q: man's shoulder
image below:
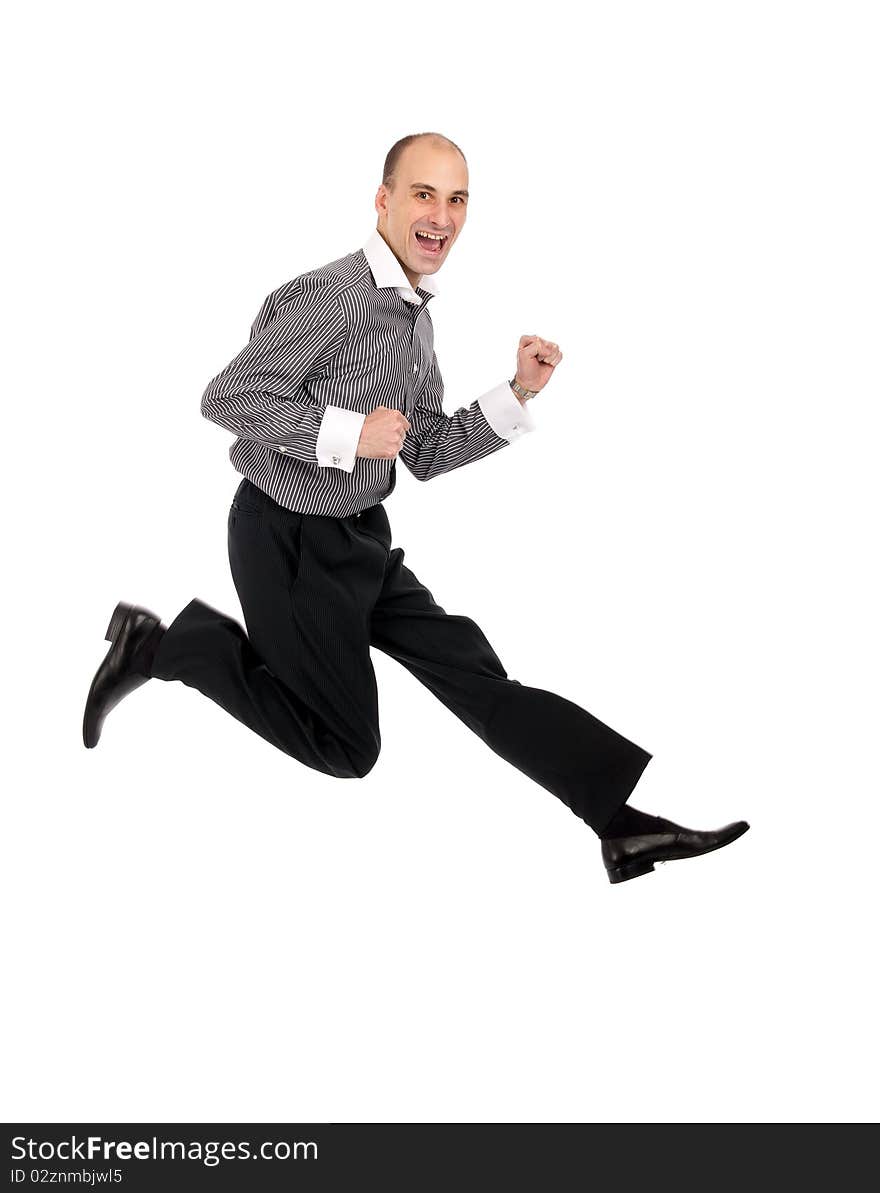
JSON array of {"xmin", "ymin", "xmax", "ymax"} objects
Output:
[
  {"xmin": 248, "ymin": 248, "xmax": 374, "ymax": 340},
  {"xmin": 267, "ymin": 248, "xmax": 370, "ymax": 311}
]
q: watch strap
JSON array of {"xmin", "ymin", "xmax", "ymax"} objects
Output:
[{"xmin": 510, "ymin": 377, "xmax": 539, "ymax": 401}]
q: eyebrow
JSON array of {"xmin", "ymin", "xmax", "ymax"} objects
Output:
[{"xmin": 410, "ymin": 182, "xmax": 470, "ymax": 198}]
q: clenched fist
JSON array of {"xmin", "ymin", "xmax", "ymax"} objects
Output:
[
  {"xmin": 515, "ymin": 334, "xmax": 563, "ymax": 395},
  {"xmin": 356, "ymin": 406, "xmax": 411, "ymax": 459}
]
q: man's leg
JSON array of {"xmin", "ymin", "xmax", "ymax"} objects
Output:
[
  {"xmin": 148, "ymin": 482, "xmax": 385, "ymax": 780},
  {"xmin": 368, "ymin": 544, "xmax": 652, "ymax": 833}
]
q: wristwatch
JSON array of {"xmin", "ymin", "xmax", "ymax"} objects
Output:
[{"xmin": 509, "ymin": 377, "xmax": 539, "ymax": 401}]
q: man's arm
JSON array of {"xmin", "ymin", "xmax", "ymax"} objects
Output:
[
  {"xmin": 398, "ymin": 348, "xmax": 535, "ymax": 483},
  {"xmin": 200, "ymin": 278, "xmax": 365, "ymax": 470}
]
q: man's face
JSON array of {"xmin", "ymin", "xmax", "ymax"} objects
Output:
[{"xmin": 375, "ymin": 140, "xmax": 469, "ymax": 286}]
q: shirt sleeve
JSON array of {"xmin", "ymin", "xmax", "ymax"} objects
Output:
[
  {"xmin": 200, "ymin": 278, "xmax": 348, "ymax": 464},
  {"xmin": 398, "ymin": 350, "xmax": 536, "ymax": 482},
  {"xmin": 315, "ymin": 405, "xmax": 366, "ymax": 472},
  {"xmin": 477, "ymin": 379, "xmax": 536, "ymax": 441}
]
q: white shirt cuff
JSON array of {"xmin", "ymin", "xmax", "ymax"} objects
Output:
[
  {"xmin": 477, "ymin": 379, "xmax": 536, "ymax": 442},
  {"xmin": 316, "ymin": 405, "xmax": 366, "ymax": 471}
]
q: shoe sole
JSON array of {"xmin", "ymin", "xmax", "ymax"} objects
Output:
[
  {"xmin": 607, "ymin": 821, "xmax": 751, "ymax": 884},
  {"xmin": 607, "ymin": 857, "xmax": 657, "ymax": 884},
  {"xmin": 105, "ymin": 600, "xmax": 135, "ymax": 643}
]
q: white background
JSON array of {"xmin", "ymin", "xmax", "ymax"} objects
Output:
[{"xmin": 3, "ymin": 0, "xmax": 878, "ymax": 1123}]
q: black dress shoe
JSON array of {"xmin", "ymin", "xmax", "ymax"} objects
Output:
[
  {"xmin": 601, "ymin": 819, "xmax": 750, "ymax": 884},
  {"xmin": 82, "ymin": 601, "xmax": 165, "ymax": 749}
]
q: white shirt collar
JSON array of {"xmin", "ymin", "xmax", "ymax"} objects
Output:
[{"xmin": 362, "ymin": 228, "xmax": 438, "ymax": 306}]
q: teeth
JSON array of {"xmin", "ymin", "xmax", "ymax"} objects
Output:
[{"xmin": 416, "ymin": 231, "xmax": 445, "ymax": 241}]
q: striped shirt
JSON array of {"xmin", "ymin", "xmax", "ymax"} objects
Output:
[{"xmin": 200, "ymin": 228, "xmax": 536, "ymax": 516}]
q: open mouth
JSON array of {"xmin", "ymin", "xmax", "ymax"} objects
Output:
[{"xmin": 414, "ymin": 229, "xmax": 448, "ymax": 256}]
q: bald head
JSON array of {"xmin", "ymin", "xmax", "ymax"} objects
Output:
[{"xmin": 382, "ymin": 131, "xmax": 467, "ymax": 192}]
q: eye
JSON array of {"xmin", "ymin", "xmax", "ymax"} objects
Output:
[{"xmin": 415, "ymin": 192, "xmax": 466, "ymax": 204}]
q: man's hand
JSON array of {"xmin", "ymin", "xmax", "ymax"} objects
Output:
[
  {"xmin": 356, "ymin": 406, "xmax": 411, "ymax": 459},
  {"xmin": 515, "ymin": 335, "xmax": 563, "ymax": 395}
]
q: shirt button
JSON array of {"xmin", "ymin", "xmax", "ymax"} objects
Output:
[
  {"xmin": 512, "ymin": 424, "xmax": 519, "ymax": 431},
  {"xmin": 332, "ymin": 454, "xmax": 341, "ymax": 465},
  {"xmin": 413, "ymin": 363, "xmax": 418, "ymax": 373},
  {"xmin": 279, "ymin": 447, "xmax": 288, "ymax": 453}
]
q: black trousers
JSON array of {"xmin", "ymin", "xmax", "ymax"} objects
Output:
[{"xmin": 151, "ymin": 478, "xmax": 652, "ymax": 833}]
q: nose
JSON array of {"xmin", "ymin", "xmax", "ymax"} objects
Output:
[{"xmin": 427, "ymin": 203, "xmax": 456, "ymax": 231}]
